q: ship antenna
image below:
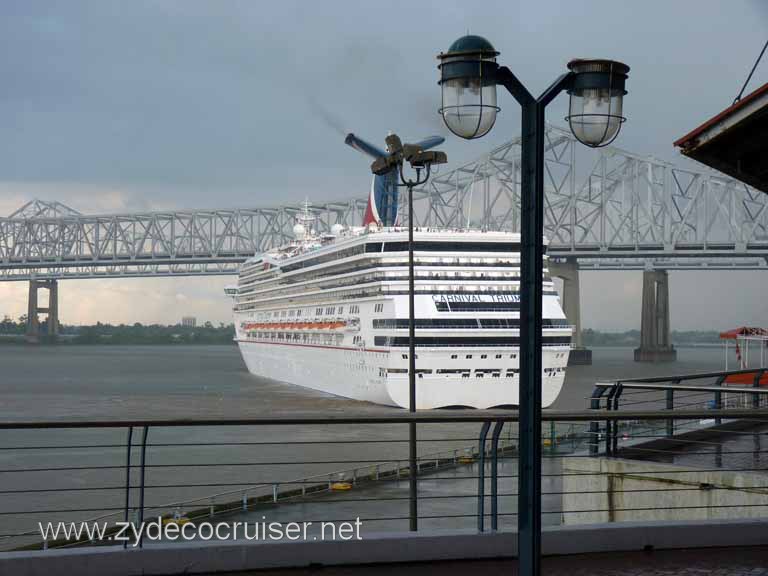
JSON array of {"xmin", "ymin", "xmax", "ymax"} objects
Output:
[{"xmin": 296, "ymin": 197, "xmax": 316, "ymax": 235}]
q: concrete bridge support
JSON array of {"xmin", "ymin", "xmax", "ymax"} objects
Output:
[
  {"xmin": 634, "ymin": 270, "xmax": 676, "ymax": 362},
  {"xmin": 549, "ymin": 258, "xmax": 592, "ymax": 366},
  {"xmin": 26, "ymin": 280, "xmax": 59, "ymax": 343}
]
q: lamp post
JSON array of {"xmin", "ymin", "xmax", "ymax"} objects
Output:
[
  {"xmin": 370, "ymin": 134, "xmax": 447, "ymax": 531},
  {"xmin": 437, "ymin": 35, "xmax": 629, "ymax": 575}
]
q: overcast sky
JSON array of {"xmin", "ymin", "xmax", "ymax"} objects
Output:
[{"xmin": 0, "ymin": 1, "xmax": 767, "ymax": 330}]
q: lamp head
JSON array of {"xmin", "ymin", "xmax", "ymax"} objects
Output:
[
  {"xmin": 565, "ymin": 59, "xmax": 630, "ymax": 147},
  {"xmin": 408, "ymin": 150, "xmax": 447, "ymax": 169},
  {"xmin": 437, "ymin": 35, "xmax": 500, "ymax": 140}
]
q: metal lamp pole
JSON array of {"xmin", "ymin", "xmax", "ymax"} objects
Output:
[
  {"xmin": 498, "ymin": 71, "xmax": 573, "ymax": 575},
  {"xmin": 437, "ymin": 35, "xmax": 629, "ymax": 576},
  {"xmin": 398, "ymin": 164, "xmax": 432, "ymax": 532},
  {"xmin": 368, "ymin": 135, "xmax": 446, "ymax": 533}
]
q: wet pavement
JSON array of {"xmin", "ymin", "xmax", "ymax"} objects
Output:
[{"xmin": 220, "ymin": 546, "xmax": 768, "ymax": 575}]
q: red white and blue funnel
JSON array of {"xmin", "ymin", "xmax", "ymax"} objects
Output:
[{"xmin": 345, "ymin": 133, "xmax": 445, "ymax": 227}]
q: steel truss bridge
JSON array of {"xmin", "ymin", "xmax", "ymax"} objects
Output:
[{"xmin": 2, "ymin": 125, "xmax": 768, "ymax": 282}]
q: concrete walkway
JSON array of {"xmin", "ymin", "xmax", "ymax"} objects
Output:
[{"xmin": 219, "ymin": 546, "xmax": 768, "ymax": 575}]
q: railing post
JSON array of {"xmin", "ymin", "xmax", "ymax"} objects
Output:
[
  {"xmin": 123, "ymin": 426, "xmax": 133, "ymax": 549},
  {"xmin": 714, "ymin": 375, "xmax": 724, "ymax": 426},
  {"xmin": 605, "ymin": 386, "xmax": 618, "ymax": 456},
  {"xmin": 666, "ymin": 388, "xmax": 675, "ymax": 437},
  {"xmin": 549, "ymin": 421, "xmax": 555, "ymax": 452},
  {"xmin": 477, "ymin": 421, "xmax": 491, "ymax": 532},
  {"xmin": 137, "ymin": 426, "xmax": 149, "ymax": 548},
  {"xmin": 753, "ymin": 369, "xmax": 763, "ymax": 409},
  {"xmin": 490, "ymin": 421, "xmax": 505, "ymax": 531},
  {"xmin": 589, "ymin": 385, "xmax": 609, "ymax": 455},
  {"xmin": 409, "ymin": 421, "xmax": 418, "ymax": 532},
  {"xmin": 612, "ymin": 383, "xmax": 623, "ymax": 454}
]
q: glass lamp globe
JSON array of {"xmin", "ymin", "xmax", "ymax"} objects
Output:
[
  {"xmin": 566, "ymin": 59, "xmax": 630, "ymax": 147},
  {"xmin": 437, "ymin": 35, "xmax": 500, "ymax": 140}
]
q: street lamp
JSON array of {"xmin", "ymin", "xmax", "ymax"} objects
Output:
[
  {"xmin": 437, "ymin": 35, "xmax": 629, "ymax": 576},
  {"xmin": 566, "ymin": 59, "xmax": 629, "ymax": 147},
  {"xmin": 368, "ymin": 133, "xmax": 447, "ymax": 532}
]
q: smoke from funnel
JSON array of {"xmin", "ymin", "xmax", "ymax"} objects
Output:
[{"xmin": 306, "ymin": 96, "xmax": 347, "ymax": 136}]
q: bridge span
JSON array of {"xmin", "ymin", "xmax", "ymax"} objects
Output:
[{"xmin": 3, "ymin": 125, "xmax": 767, "ymax": 355}]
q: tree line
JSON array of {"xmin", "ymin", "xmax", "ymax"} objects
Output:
[{"xmin": 0, "ymin": 315, "xmax": 235, "ymax": 344}]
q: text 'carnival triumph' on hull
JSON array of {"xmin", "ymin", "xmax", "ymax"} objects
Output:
[{"xmin": 227, "ymin": 212, "xmax": 572, "ymax": 409}]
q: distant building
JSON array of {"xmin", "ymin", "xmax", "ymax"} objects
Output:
[{"xmin": 181, "ymin": 316, "xmax": 197, "ymax": 328}]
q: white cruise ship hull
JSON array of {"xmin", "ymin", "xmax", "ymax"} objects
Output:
[
  {"xmin": 230, "ymin": 228, "xmax": 571, "ymax": 410},
  {"xmin": 238, "ymin": 339, "xmax": 567, "ymax": 409}
]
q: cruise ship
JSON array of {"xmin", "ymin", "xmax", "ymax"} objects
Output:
[{"xmin": 227, "ymin": 135, "xmax": 571, "ymax": 409}]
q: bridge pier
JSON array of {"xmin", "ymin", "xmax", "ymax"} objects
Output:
[
  {"xmin": 26, "ymin": 280, "xmax": 59, "ymax": 343},
  {"xmin": 634, "ymin": 270, "xmax": 676, "ymax": 362},
  {"xmin": 549, "ymin": 258, "xmax": 592, "ymax": 366}
]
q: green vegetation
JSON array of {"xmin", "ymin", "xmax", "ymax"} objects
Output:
[
  {"xmin": 0, "ymin": 314, "xmax": 726, "ymax": 347},
  {"xmin": 582, "ymin": 329, "xmax": 723, "ymax": 347},
  {"xmin": 0, "ymin": 315, "xmax": 235, "ymax": 345}
]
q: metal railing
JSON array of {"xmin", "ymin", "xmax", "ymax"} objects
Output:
[
  {"xmin": 589, "ymin": 367, "xmax": 768, "ymax": 455},
  {"xmin": 3, "ymin": 402, "xmax": 768, "ymax": 552}
]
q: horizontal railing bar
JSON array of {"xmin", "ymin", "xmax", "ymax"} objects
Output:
[
  {"xmin": 551, "ymin": 502, "xmax": 768, "ymax": 514},
  {"xmin": 2, "ymin": 408, "xmax": 768, "ymax": 428},
  {"xmin": 10, "ymin": 448, "xmax": 768, "ymax": 474},
  {"xmin": 10, "ymin": 481, "xmax": 768, "ymax": 513},
  {"xmin": 0, "ymin": 456, "xmax": 485, "ymax": 474},
  {"xmin": 609, "ymin": 367, "xmax": 768, "ymax": 385},
  {"xmin": 0, "ymin": 437, "xmax": 503, "ymax": 450},
  {"xmin": 11, "ymin": 484, "xmax": 768, "ymax": 516},
  {"xmin": 597, "ymin": 382, "xmax": 768, "ymax": 394}
]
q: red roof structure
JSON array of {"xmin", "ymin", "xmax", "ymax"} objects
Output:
[
  {"xmin": 719, "ymin": 326, "xmax": 768, "ymax": 340},
  {"xmin": 675, "ymin": 82, "xmax": 768, "ymax": 193},
  {"xmin": 719, "ymin": 326, "xmax": 768, "ymax": 386}
]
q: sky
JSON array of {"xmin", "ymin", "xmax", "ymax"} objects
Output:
[{"xmin": 0, "ymin": 0, "xmax": 767, "ymax": 330}]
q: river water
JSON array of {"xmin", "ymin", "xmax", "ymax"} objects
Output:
[
  {"xmin": 0, "ymin": 344, "xmax": 734, "ymax": 420},
  {"xmin": 0, "ymin": 344, "xmax": 744, "ymax": 545}
]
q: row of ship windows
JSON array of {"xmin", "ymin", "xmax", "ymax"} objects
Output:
[
  {"xmin": 386, "ymin": 367, "xmax": 565, "ymax": 378},
  {"xmin": 237, "ymin": 272, "xmax": 540, "ymax": 302},
  {"xmin": 238, "ymin": 259, "xmax": 538, "ymax": 291},
  {"xmin": 238, "ymin": 292, "xmax": 551, "ymax": 312},
  {"xmin": 269, "ymin": 259, "xmax": 535, "ymax": 285},
  {"xmin": 252, "ymin": 304, "xmax": 364, "ymax": 320},
  {"xmin": 247, "ymin": 332, "xmax": 343, "ymax": 346},
  {"xmin": 239, "ymin": 259, "xmax": 547, "ymax": 291},
  {"xmin": 241, "ymin": 269, "xmax": 536, "ymax": 294},
  {"xmin": 237, "ymin": 284, "xmax": 558, "ymax": 309},
  {"xmin": 235, "ymin": 288, "xmax": 551, "ymax": 312},
  {"xmin": 278, "ymin": 241, "xmax": 532, "ymax": 275},
  {"xmin": 402, "ymin": 353, "xmax": 517, "ymax": 360},
  {"xmin": 375, "ymin": 336, "xmax": 572, "ymax": 347},
  {"xmin": 399, "ymin": 352, "xmax": 569, "ymax": 360},
  {"xmin": 373, "ymin": 318, "xmax": 570, "ymax": 329}
]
